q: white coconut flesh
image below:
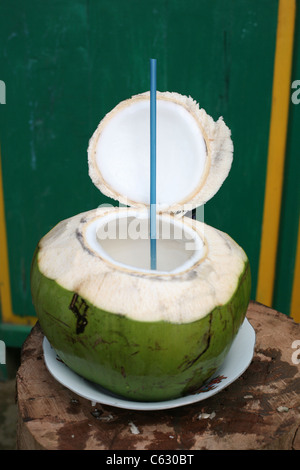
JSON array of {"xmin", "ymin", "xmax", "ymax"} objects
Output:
[
  {"xmin": 85, "ymin": 209, "xmax": 205, "ymax": 274},
  {"xmin": 88, "ymin": 91, "xmax": 234, "ymax": 212},
  {"xmin": 37, "ymin": 207, "xmax": 248, "ymax": 324}
]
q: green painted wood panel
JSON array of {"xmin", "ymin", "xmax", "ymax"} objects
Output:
[
  {"xmin": 273, "ymin": 7, "xmax": 300, "ymax": 316},
  {"xmin": 0, "ymin": 0, "xmax": 278, "ymax": 324}
]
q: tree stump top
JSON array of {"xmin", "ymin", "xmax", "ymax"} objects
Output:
[{"xmin": 16, "ymin": 301, "xmax": 300, "ymax": 450}]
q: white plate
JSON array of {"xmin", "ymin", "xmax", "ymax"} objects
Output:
[{"xmin": 43, "ymin": 318, "xmax": 255, "ymax": 411}]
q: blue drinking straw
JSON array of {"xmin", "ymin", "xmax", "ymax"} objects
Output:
[{"xmin": 150, "ymin": 58, "xmax": 157, "ymax": 270}]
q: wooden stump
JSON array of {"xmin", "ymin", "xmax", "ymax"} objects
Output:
[{"xmin": 16, "ymin": 301, "xmax": 300, "ymax": 450}]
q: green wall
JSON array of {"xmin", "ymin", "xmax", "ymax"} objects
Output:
[{"xmin": 273, "ymin": 7, "xmax": 300, "ymax": 315}]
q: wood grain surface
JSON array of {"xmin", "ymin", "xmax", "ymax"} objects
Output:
[{"xmin": 16, "ymin": 301, "xmax": 300, "ymax": 450}]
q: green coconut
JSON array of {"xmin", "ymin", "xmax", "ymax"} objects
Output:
[{"xmin": 30, "ymin": 91, "xmax": 251, "ymax": 402}]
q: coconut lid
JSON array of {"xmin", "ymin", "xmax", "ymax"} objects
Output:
[{"xmin": 88, "ymin": 91, "xmax": 233, "ymax": 213}]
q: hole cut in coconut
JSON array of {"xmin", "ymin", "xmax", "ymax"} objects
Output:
[
  {"xmin": 93, "ymin": 98, "xmax": 207, "ymax": 209},
  {"xmin": 84, "ymin": 210, "xmax": 205, "ymax": 275}
]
